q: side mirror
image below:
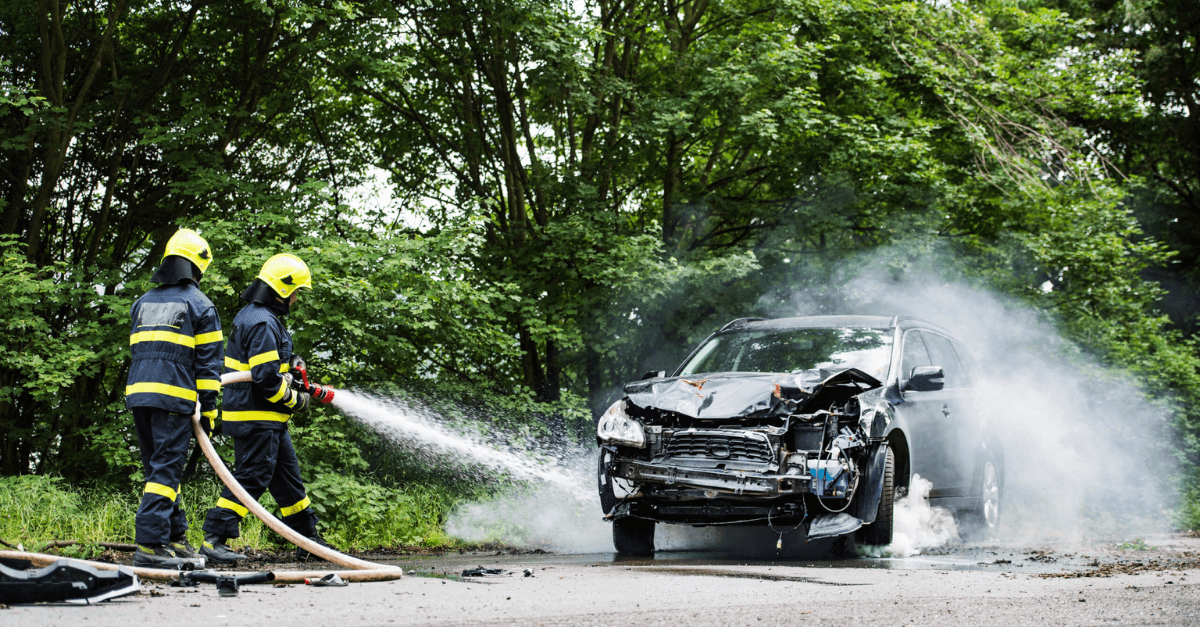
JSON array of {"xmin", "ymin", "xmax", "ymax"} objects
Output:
[
  {"xmin": 641, "ymin": 370, "xmax": 666, "ymax": 380},
  {"xmin": 907, "ymin": 366, "xmax": 945, "ymax": 391}
]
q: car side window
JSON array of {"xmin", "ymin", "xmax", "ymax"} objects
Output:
[
  {"xmin": 900, "ymin": 331, "xmax": 931, "ymax": 382},
  {"xmin": 951, "ymin": 339, "xmax": 980, "ymax": 387},
  {"xmin": 924, "ymin": 332, "xmax": 966, "ymax": 388}
]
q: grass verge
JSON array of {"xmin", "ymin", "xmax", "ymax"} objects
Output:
[{"xmin": 0, "ymin": 473, "xmax": 468, "ymax": 558}]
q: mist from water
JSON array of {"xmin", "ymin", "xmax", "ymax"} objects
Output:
[{"xmin": 858, "ymin": 475, "xmax": 960, "ymax": 557}]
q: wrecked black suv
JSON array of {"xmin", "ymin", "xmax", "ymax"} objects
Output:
[{"xmin": 597, "ymin": 315, "xmax": 1003, "ymax": 555}]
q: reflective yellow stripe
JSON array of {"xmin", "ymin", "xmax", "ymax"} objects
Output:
[
  {"xmin": 280, "ymin": 496, "xmax": 311, "ymax": 517},
  {"xmin": 280, "ymin": 363, "xmax": 290, "ymax": 373},
  {"xmin": 144, "ymin": 482, "xmax": 177, "ymax": 502},
  {"xmin": 225, "ymin": 357, "xmax": 250, "ymax": 371},
  {"xmin": 130, "ymin": 330, "xmax": 195, "ymax": 348},
  {"xmin": 267, "ymin": 378, "xmax": 288, "ymax": 404},
  {"xmin": 196, "ymin": 379, "xmax": 220, "ymax": 391},
  {"xmin": 283, "ymin": 392, "xmax": 297, "ymax": 408},
  {"xmin": 126, "ymin": 382, "xmax": 198, "ymax": 402},
  {"xmin": 221, "ymin": 410, "xmax": 290, "ymax": 422},
  {"xmin": 194, "ymin": 330, "xmax": 223, "ymax": 344},
  {"xmin": 248, "ymin": 350, "xmax": 280, "ymax": 368},
  {"xmin": 201, "ymin": 410, "xmax": 218, "ymax": 419},
  {"xmin": 217, "ymin": 497, "xmax": 249, "ymax": 517}
]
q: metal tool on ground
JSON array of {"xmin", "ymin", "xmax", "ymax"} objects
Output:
[
  {"xmin": 172, "ymin": 570, "xmax": 275, "ymax": 588},
  {"xmin": 0, "ymin": 371, "xmax": 401, "ymax": 585}
]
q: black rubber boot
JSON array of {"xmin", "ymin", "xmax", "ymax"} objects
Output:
[
  {"xmin": 200, "ymin": 534, "xmax": 247, "ymax": 565},
  {"xmin": 132, "ymin": 544, "xmax": 185, "ymax": 568},
  {"xmin": 295, "ymin": 535, "xmax": 336, "ymax": 562},
  {"xmin": 169, "ymin": 536, "xmax": 200, "ymax": 559}
]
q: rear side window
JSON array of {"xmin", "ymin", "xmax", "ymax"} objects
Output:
[
  {"xmin": 952, "ymin": 339, "xmax": 981, "ymax": 386},
  {"xmin": 900, "ymin": 331, "xmax": 931, "ymax": 381},
  {"xmin": 923, "ymin": 332, "xmax": 967, "ymax": 388}
]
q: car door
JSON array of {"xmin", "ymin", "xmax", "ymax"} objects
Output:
[
  {"xmin": 922, "ymin": 332, "xmax": 975, "ymax": 495},
  {"xmin": 896, "ymin": 330, "xmax": 957, "ymax": 491}
]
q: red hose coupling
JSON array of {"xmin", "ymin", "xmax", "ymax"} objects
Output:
[{"xmin": 309, "ymin": 384, "xmax": 335, "ymax": 404}]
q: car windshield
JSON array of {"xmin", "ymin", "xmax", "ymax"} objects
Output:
[{"xmin": 678, "ymin": 327, "xmax": 893, "ymax": 382}]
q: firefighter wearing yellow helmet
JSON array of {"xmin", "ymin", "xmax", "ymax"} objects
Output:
[
  {"xmin": 126, "ymin": 228, "xmax": 223, "ymax": 568},
  {"xmin": 201, "ymin": 253, "xmax": 332, "ymax": 564}
]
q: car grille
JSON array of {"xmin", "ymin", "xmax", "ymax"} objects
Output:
[{"xmin": 665, "ymin": 431, "xmax": 774, "ymax": 464}]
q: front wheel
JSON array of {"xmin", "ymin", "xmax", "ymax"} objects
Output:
[
  {"xmin": 612, "ymin": 516, "xmax": 655, "ymax": 556},
  {"xmin": 958, "ymin": 455, "xmax": 1001, "ymax": 542},
  {"xmin": 857, "ymin": 447, "xmax": 896, "ymax": 546}
]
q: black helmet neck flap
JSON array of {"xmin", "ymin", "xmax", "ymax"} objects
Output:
[
  {"xmin": 150, "ymin": 256, "xmax": 201, "ymax": 285},
  {"xmin": 240, "ymin": 278, "xmax": 291, "ymax": 316}
]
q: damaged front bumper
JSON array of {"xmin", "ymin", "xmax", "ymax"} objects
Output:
[{"xmin": 614, "ymin": 460, "xmax": 811, "ymax": 497}]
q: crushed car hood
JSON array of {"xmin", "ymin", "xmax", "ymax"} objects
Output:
[{"xmin": 623, "ymin": 369, "xmax": 882, "ymax": 419}]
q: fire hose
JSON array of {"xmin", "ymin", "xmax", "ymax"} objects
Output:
[{"xmin": 0, "ymin": 371, "xmax": 402, "ymax": 584}]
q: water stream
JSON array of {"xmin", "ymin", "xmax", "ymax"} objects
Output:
[{"xmin": 331, "ymin": 390, "xmax": 613, "ymax": 551}]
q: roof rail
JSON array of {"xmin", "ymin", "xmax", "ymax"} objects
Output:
[{"xmin": 717, "ymin": 317, "xmax": 766, "ymax": 333}]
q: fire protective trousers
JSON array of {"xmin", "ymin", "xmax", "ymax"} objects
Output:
[
  {"xmin": 133, "ymin": 407, "xmax": 192, "ymax": 545},
  {"xmin": 201, "ymin": 429, "xmax": 318, "ymax": 539}
]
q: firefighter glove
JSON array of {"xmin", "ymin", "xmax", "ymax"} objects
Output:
[
  {"xmin": 283, "ymin": 387, "xmax": 310, "ymax": 413},
  {"xmin": 201, "ymin": 410, "xmax": 218, "ymax": 436}
]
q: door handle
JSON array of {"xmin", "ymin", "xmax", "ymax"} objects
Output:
[{"xmin": 941, "ymin": 404, "xmax": 951, "ymax": 418}]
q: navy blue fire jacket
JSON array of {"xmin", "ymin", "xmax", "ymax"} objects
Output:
[
  {"xmin": 125, "ymin": 281, "xmax": 223, "ymax": 422},
  {"xmin": 221, "ymin": 302, "xmax": 300, "ymax": 437}
]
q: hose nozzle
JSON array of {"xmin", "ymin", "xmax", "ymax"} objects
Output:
[
  {"xmin": 308, "ymin": 383, "xmax": 335, "ymax": 404},
  {"xmin": 290, "ymin": 356, "xmax": 336, "ymax": 404}
]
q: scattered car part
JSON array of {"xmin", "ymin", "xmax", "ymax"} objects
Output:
[
  {"xmin": 305, "ymin": 573, "xmax": 347, "ymax": 586},
  {"xmin": 0, "ymin": 559, "xmax": 140, "ymax": 605},
  {"xmin": 461, "ymin": 568, "xmax": 511, "ymax": 577},
  {"xmin": 806, "ymin": 513, "xmax": 864, "ymax": 541}
]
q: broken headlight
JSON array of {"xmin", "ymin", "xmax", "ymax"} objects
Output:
[{"xmin": 596, "ymin": 399, "xmax": 646, "ymax": 448}]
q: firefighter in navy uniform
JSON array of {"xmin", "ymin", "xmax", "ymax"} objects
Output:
[
  {"xmin": 200, "ymin": 253, "xmax": 330, "ymax": 564},
  {"xmin": 126, "ymin": 228, "xmax": 223, "ymax": 568}
]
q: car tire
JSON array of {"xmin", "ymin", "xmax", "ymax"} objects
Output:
[
  {"xmin": 857, "ymin": 446, "xmax": 895, "ymax": 546},
  {"xmin": 958, "ymin": 453, "xmax": 1001, "ymax": 542},
  {"xmin": 612, "ymin": 516, "xmax": 655, "ymax": 556}
]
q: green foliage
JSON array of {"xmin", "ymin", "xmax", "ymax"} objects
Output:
[
  {"xmin": 305, "ymin": 473, "xmax": 457, "ymax": 548},
  {"xmin": 1117, "ymin": 538, "xmax": 1156, "ymax": 551},
  {"xmin": 1, "ymin": 0, "xmax": 1199, "ymax": 547}
]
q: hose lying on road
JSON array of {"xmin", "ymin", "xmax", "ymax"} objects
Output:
[
  {"xmin": 0, "ymin": 371, "xmax": 402, "ymax": 584},
  {"xmin": 0, "ymin": 550, "xmax": 402, "ymax": 584}
]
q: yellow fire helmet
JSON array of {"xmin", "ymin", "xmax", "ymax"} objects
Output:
[
  {"xmin": 162, "ymin": 228, "xmax": 213, "ymax": 274},
  {"xmin": 258, "ymin": 253, "xmax": 313, "ymax": 298}
]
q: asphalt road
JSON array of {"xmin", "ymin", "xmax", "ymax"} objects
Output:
[{"xmin": 5, "ymin": 535, "xmax": 1200, "ymax": 626}]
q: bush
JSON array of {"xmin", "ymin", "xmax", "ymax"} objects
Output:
[{"xmin": 305, "ymin": 472, "xmax": 457, "ymax": 548}]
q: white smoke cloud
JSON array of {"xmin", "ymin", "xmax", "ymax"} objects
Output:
[
  {"xmin": 763, "ymin": 260, "xmax": 1178, "ymax": 546},
  {"xmin": 860, "ymin": 475, "xmax": 959, "ymax": 557}
]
